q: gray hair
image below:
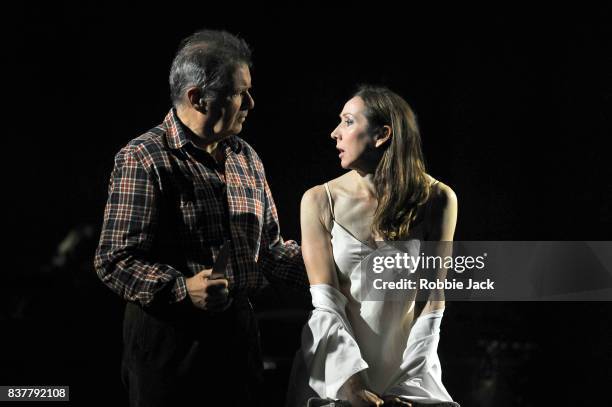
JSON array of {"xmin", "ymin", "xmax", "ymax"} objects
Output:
[{"xmin": 169, "ymin": 29, "xmax": 252, "ymax": 106}]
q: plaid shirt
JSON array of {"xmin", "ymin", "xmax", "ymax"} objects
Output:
[{"xmin": 94, "ymin": 109, "xmax": 307, "ymax": 306}]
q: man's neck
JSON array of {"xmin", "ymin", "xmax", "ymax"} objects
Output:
[{"xmin": 175, "ymin": 106, "xmax": 224, "ymax": 155}]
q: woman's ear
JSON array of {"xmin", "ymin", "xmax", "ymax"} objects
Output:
[{"xmin": 375, "ymin": 125, "xmax": 392, "ymax": 148}]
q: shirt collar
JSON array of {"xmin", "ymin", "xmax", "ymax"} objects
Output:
[{"xmin": 163, "ymin": 108, "xmax": 241, "ymax": 154}]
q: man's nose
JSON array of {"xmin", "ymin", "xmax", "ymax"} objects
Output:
[{"xmin": 241, "ymin": 91, "xmax": 255, "ymax": 110}]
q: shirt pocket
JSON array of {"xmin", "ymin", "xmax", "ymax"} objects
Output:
[
  {"xmin": 178, "ymin": 185, "xmax": 226, "ymax": 244},
  {"xmin": 228, "ymin": 186, "xmax": 265, "ymax": 222}
]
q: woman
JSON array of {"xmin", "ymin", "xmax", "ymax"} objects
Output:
[{"xmin": 287, "ymin": 86, "xmax": 459, "ymax": 407}]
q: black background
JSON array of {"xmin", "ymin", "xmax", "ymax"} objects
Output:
[{"xmin": 4, "ymin": 3, "xmax": 611, "ymax": 406}]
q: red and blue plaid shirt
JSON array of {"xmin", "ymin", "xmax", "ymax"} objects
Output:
[{"xmin": 94, "ymin": 109, "xmax": 307, "ymax": 306}]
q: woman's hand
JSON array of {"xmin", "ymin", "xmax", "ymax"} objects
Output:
[
  {"xmin": 339, "ymin": 373, "xmax": 384, "ymax": 406},
  {"xmin": 346, "ymin": 389, "xmax": 384, "ymax": 407},
  {"xmin": 381, "ymin": 394, "xmax": 413, "ymax": 406}
]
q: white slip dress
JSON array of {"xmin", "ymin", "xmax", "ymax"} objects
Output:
[{"xmin": 286, "ymin": 183, "xmax": 454, "ymax": 406}]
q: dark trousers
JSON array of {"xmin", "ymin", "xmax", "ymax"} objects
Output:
[{"xmin": 121, "ymin": 297, "xmax": 263, "ymax": 407}]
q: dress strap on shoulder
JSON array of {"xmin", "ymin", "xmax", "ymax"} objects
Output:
[
  {"xmin": 323, "ymin": 182, "xmax": 335, "ymax": 219},
  {"xmin": 430, "ymin": 179, "xmax": 440, "ymax": 192}
]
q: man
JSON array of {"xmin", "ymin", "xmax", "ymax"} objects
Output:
[{"xmin": 94, "ymin": 29, "xmax": 307, "ymax": 407}]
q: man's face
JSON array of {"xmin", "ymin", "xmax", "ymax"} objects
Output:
[{"xmin": 210, "ymin": 63, "xmax": 255, "ymax": 138}]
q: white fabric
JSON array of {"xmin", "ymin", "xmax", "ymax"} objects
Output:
[
  {"xmin": 305, "ymin": 285, "xmax": 370, "ymax": 398},
  {"xmin": 286, "ymin": 284, "xmax": 369, "ymax": 406},
  {"xmin": 385, "ymin": 309, "xmax": 453, "ymax": 403},
  {"xmin": 287, "ymin": 183, "xmax": 454, "ymax": 405}
]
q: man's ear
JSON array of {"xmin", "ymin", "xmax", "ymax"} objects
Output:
[
  {"xmin": 187, "ymin": 88, "xmax": 208, "ymax": 114},
  {"xmin": 375, "ymin": 125, "xmax": 392, "ymax": 148}
]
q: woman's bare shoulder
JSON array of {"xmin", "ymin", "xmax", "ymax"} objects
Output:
[
  {"xmin": 301, "ymin": 183, "xmax": 336, "ymax": 232},
  {"xmin": 426, "ymin": 174, "xmax": 457, "ymax": 203},
  {"xmin": 301, "ymin": 184, "xmax": 328, "ymax": 210},
  {"xmin": 301, "ymin": 177, "xmax": 346, "ymax": 212},
  {"xmin": 425, "ymin": 178, "xmax": 458, "ymax": 226},
  {"xmin": 424, "ymin": 176, "xmax": 458, "ymax": 240},
  {"xmin": 302, "ymin": 173, "xmax": 353, "ymax": 217}
]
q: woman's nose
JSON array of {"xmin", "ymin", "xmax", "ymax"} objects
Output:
[{"xmin": 330, "ymin": 125, "xmax": 340, "ymax": 140}]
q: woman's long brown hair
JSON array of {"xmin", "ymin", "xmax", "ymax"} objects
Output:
[{"xmin": 355, "ymin": 86, "xmax": 431, "ymax": 240}]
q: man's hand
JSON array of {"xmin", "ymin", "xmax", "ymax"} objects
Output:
[{"xmin": 185, "ymin": 269, "xmax": 231, "ymax": 312}]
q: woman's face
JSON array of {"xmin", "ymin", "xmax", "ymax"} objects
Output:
[{"xmin": 330, "ymin": 96, "xmax": 377, "ymax": 170}]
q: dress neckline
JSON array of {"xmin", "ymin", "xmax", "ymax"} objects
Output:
[{"xmin": 332, "ymin": 219, "xmax": 377, "ymax": 251}]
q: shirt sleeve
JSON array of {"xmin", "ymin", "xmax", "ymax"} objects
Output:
[
  {"xmin": 302, "ymin": 284, "xmax": 369, "ymax": 399},
  {"xmin": 384, "ymin": 309, "xmax": 454, "ymax": 403},
  {"xmin": 94, "ymin": 147, "xmax": 187, "ymax": 306},
  {"xmin": 256, "ymin": 176, "xmax": 309, "ymax": 290}
]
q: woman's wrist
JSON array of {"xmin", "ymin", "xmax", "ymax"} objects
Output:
[{"xmin": 339, "ymin": 372, "xmax": 367, "ymax": 395}]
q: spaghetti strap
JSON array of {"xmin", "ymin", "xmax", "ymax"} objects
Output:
[
  {"xmin": 430, "ymin": 179, "xmax": 440, "ymax": 193},
  {"xmin": 323, "ymin": 183, "xmax": 335, "ymax": 220}
]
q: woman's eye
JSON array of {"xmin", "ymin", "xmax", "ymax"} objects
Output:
[{"xmin": 345, "ymin": 119, "xmax": 353, "ymax": 126}]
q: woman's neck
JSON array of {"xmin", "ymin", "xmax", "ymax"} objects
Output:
[{"xmin": 352, "ymin": 170, "xmax": 377, "ymax": 198}]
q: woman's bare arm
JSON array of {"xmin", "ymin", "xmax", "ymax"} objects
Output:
[
  {"xmin": 300, "ymin": 186, "xmax": 339, "ymax": 288},
  {"xmin": 428, "ymin": 183, "xmax": 458, "ymax": 242},
  {"xmin": 420, "ymin": 183, "xmax": 458, "ymax": 315},
  {"xmin": 301, "ymin": 186, "xmax": 384, "ymax": 406}
]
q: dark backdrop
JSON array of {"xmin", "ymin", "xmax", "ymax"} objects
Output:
[{"xmin": 4, "ymin": 3, "xmax": 611, "ymax": 406}]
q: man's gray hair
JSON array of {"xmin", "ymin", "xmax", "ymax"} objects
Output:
[{"xmin": 169, "ymin": 29, "xmax": 252, "ymax": 106}]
